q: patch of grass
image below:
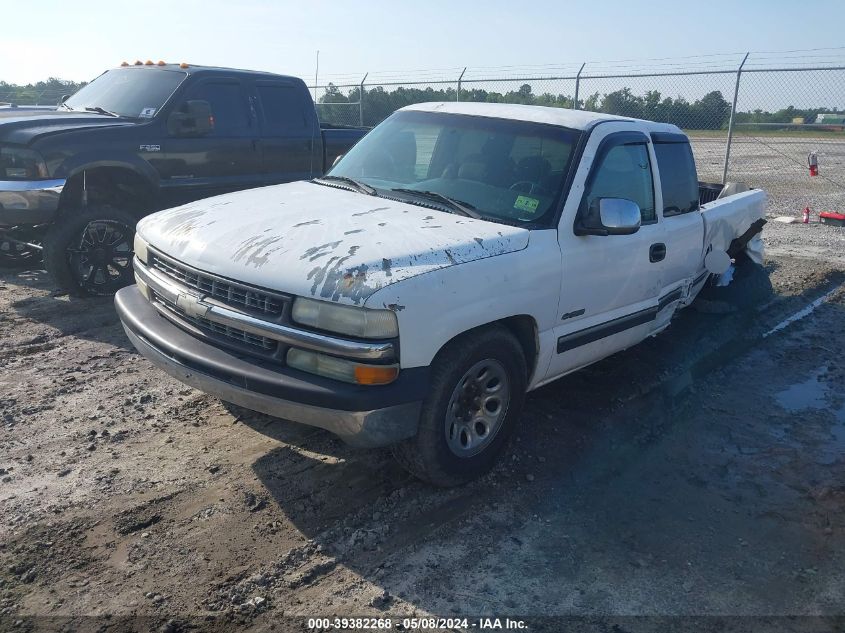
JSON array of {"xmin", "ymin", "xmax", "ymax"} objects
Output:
[{"xmin": 684, "ymin": 128, "xmax": 845, "ymax": 139}]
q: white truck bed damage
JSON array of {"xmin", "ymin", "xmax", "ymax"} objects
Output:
[{"xmin": 701, "ymin": 188, "xmax": 767, "ymax": 266}]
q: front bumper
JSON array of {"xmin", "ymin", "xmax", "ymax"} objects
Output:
[
  {"xmin": 0, "ymin": 179, "xmax": 65, "ymax": 226},
  {"xmin": 115, "ymin": 285, "xmax": 426, "ymax": 447}
]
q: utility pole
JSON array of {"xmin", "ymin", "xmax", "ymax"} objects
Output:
[{"xmin": 314, "ymin": 50, "xmax": 319, "ymax": 102}]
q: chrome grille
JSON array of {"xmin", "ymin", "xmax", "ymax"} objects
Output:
[
  {"xmin": 153, "ymin": 291, "xmax": 279, "ymax": 354},
  {"xmin": 149, "ymin": 251, "xmax": 286, "ymax": 318}
]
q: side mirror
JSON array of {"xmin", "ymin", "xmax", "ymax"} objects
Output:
[
  {"xmin": 597, "ymin": 198, "xmax": 642, "ymax": 235},
  {"xmin": 576, "ymin": 198, "xmax": 641, "ymax": 236},
  {"xmin": 167, "ymin": 100, "xmax": 214, "ymax": 137}
]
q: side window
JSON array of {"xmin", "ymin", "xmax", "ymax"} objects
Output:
[
  {"xmin": 256, "ymin": 83, "xmax": 308, "ymax": 135},
  {"xmin": 185, "ymin": 81, "xmax": 250, "ymax": 137},
  {"xmin": 584, "ymin": 142, "xmax": 656, "ymax": 223},
  {"xmin": 653, "ymin": 141, "xmax": 699, "ymax": 216}
]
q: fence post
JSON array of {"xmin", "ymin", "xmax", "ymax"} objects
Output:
[
  {"xmin": 573, "ymin": 62, "xmax": 585, "ymax": 110},
  {"xmin": 359, "ymin": 73, "xmax": 368, "ymax": 127},
  {"xmin": 456, "ymin": 67, "xmax": 466, "ymax": 102},
  {"xmin": 722, "ymin": 52, "xmax": 749, "ymax": 184}
]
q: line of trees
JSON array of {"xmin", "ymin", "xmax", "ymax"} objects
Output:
[
  {"xmin": 319, "ymin": 82, "xmax": 842, "ymax": 131},
  {"xmin": 0, "ymin": 78, "xmax": 86, "ymax": 105},
  {"xmin": 3, "ymin": 77, "xmax": 840, "ymax": 131}
]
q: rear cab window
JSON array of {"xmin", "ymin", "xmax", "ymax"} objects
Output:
[
  {"xmin": 255, "ymin": 82, "xmax": 311, "ymax": 135},
  {"xmin": 651, "ymin": 133, "xmax": 699, "ymax": 217}
]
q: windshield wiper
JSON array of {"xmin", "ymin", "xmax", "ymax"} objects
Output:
[
  {"xmin": 84, "ymin": 106, "xmax": 119, "ymax": 117},
  {"xmin": 313, "ymin": 175, "xmax": 377, "ymax": 196},
  {"xmin": 390, "ymin": 188, "xmax": 482, "ymax": 219}
]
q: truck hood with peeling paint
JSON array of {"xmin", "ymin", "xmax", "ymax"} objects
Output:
[{"xmin": 137, "ymin": 180, "xmax": 530, "ymax": 305}]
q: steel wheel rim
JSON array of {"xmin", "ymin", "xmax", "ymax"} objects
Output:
[
  {"xmin": 68, "ymin": 220, "xmax": 134, "ymax": 293},
  {"xmin": 444, "ymin": 358, "xmax": 510, "ymax": 458}
]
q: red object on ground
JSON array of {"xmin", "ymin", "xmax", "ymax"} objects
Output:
[
  {"xmin": 819, "ymin": 211, "xmax": 845, "ymax": 227},
  {"xmin": 808, "ymin": 152, "xmax": 819, "ymax": 177},
  {"xmin": 803, "ymin": 207, "xmax": 811, "ymax": 223}
]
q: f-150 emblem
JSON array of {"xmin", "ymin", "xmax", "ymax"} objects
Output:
[{"xmin": 175, "ymin": 292, "xmax": 210, "ymax": 319}]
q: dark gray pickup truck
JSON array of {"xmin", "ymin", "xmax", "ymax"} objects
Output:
[{"xmin": 0, "ymin": 63, "xmax": 366, "ymax": 295}]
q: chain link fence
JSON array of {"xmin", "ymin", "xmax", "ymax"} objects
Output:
[
  {"xmin": 313, "ymin": 56, "xmax": 845, "ymax": 216},
  {"xmin": 3, "ymin": 56, "xmax": 844, "ymax": 216},
  {"xmin": 0, "ymin": 88, "xmax": 76, "ymax": 107}
]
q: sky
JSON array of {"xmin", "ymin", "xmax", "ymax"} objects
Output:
[{"xmin": 2, "ymin": 0, "xmax": 845, "ymax": 86}]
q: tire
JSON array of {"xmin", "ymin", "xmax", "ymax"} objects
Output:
[
  {"xmin": 694, "ymin": 253, "xmax": 773, "ymax": 314},
  {"xmin": 0, "ymin": 235, "xmax": 42, "ymax": 269},
  {"xmin": 392, "ymin": 325, "xmax": 528, "ymax": 487},
  {"xmin": 43, "ymin": 206, "xmax": 137, "ymax": 297}
]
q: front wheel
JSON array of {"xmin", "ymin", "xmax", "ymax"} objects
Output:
[
  {"xmin": 392, "ymin": 325, "xmax": 527, "ymax": 487},
  {"xmin": 43, "ymin": 206, "xmax": 137, "ymax": 296}
]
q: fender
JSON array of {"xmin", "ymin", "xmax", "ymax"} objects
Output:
[
  {"xmin": 363, "ymin": 230, "xmax": 561, "ymax": 378},
  {"xmin": 54, "ymin": 150, "xmax": 160, "ymax": 190}
]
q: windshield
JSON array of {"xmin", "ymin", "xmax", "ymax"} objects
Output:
[
  {"xmin": 327, "ymin": 110, "xmax": 580, "ymax": 225},
  {"xmin": 64, "ymin": 68, "xmax": 187, "ymax": 119}
]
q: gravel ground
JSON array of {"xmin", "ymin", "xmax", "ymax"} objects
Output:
[
  {"xmin": 690, "ymin": 135, "xmax": 845, "ymax": 217},
  {"xmin": 1, "ymin": 222, "xmax": 845, "ymax": 631}
]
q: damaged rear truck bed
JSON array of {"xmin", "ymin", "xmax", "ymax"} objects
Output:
[{"xmin": 115, "ymin": 102, "xmax": 767, "ymax": 486}]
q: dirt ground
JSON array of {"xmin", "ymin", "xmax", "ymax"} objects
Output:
[{"xmin": 2, "ymin": 221, "xmax": 845, "ymax": 632}]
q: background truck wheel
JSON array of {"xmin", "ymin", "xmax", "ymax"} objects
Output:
[
  {"xmin": 694, "ymin": 253, "xmax": 774, "ymax": 314},
  {"xmin": 43, "ymin": 206, "xmax": 137, "ymax": 297},
  {"xmin": 392, "ymin": 325, "xmax": 527, "ymax": 487},
  {"xmin": 0, "ymin": 235, "xmax": 42, "ymax": 269}
]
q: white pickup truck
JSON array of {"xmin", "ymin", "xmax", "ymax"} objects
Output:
[{"xmin": 116, "ymin": 102, "xmax": 766, "ymax": 486}]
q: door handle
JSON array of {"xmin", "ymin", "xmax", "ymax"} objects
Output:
[{"xmin": 649, "ymin": 243, "xmax": 666, "ymax": 263}]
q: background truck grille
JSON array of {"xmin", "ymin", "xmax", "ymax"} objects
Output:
[{"xmin": 149, "ymin": 251, "xmax": 286, "ymax": 318}]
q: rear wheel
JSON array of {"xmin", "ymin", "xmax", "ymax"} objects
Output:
[
  {"xmin": 0, "ymin": 232, "xmax": 42, "ymax": 268},
  {"xmin": 43, "ymin": 206, "xmax": 137, "ymax": 296},
  {"xmin": 392, "ymin": 325, "xmax": 527, "ymax": 487}
]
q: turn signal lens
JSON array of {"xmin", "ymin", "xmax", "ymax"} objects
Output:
[
  {"xmin": 179, "ymin": 62, "xmax": 189, "ymax": 69},
  {"xmin": 354, "ymin": 365, "xmax": 400, "ymax": 385},
  {"xmin": 145, "ymin": 60, "xmax": 154, "ymax": 65},
  {"xmin": 157, "ymin": 60, "xmax": 166, "ymax": 66},
  {"xmin": 135, "ymin": 274, "xmax": 151, "ymax": 300},
  {"xmin": 287, "ymin": 348, "xmax": 398, "ymax": 385},
  {"xmin": 134, "ymin": 60, "xmax": 143, "ymax": 65}
]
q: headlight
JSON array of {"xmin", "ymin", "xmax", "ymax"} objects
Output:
[
  {"xmin": 133, "ymin": 233, "xmax": 149, "ymax": 264},
  {"xmin": 292, "ymin": 297, "xmax": 398, "ymax": 339},
  {"xmin": 287, "ymin": 348, "xmax": 399, "ymax": 385},
  {"xmin": 0, "ymin": 146, "xmax": 48, "ymax": 180}
]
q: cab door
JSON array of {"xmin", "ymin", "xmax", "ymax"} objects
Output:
[
  {"xmin": 252, "ymin": 80, "xmax": 318, "ymax": 184},
  {"xmin": 544, "ymin": 123, "xmax": 667, "ymax": 381},
  {"xmin": 158, "ymin": 77, "xmax": 262, "ymax": 207}
]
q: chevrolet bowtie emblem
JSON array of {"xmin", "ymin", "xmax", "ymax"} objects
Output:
[{"xmin": 175, "ymin": 292, "xmax": 211, "ymax": 319}]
